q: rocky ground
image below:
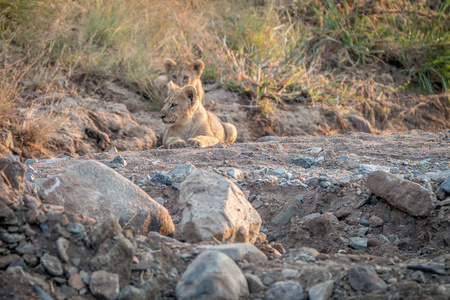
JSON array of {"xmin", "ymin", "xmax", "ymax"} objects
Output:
[{"xmin": 1, "ymin": 130, "xmax": 450, "ymax": 299}]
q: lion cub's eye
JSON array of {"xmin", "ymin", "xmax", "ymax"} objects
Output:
[
  {"xmin": 170, "ymin": 103, "xmax": 178, "ymax": 109},
  {"xmin": 183, "ymin": 76, "xmax": 189, "ymax": 82},
  {"xmin": 172, "ymin": 75, "xmax": 177, "ymax": 82}
]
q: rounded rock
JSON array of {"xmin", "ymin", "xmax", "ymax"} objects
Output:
[
  {"xmin": 41, "ymin": 253, "xmax": 64, "ymax": 276},
  {"xmin": 368, "ymin": 216, "xmax": 384, "ymax": 228},
  {"xmin": 56, "ymin": 237, "xmax": 70, "ymax": 263},
  {"xmin": 69, "ymin": 273, "xmax": 85, "ymax": 291},
  {"xmin": 90, "ymin": 270, "xmax": 120, "ymax": 300},
  {"xmin": 176, "ymin": 251, "xmax": 249, "ymax": 300}
]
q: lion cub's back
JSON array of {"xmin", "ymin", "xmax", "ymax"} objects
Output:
[{"xmin": 207, "ymin": 111, "xmax": 237, "ymax": 143}]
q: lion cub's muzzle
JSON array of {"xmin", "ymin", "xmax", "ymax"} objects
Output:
[{"xmin": 160, "ymin": 112, "xmax": 175, "ymax": 124}]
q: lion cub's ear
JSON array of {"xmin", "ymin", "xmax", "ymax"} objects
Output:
[
  {"xmin": 167, "ymin": 81, "xmax": 178, "ymax": 93},
  {"xmin": 192, "ymin": 59, "xmax": 204, "ymax": 77},
  {"xmin": 164, "ymin": 58, "xmax": 177, "ymax": 73},
  {"xmin": 181, "ymin": 85, "xmax": 197, "ymax": 106}
]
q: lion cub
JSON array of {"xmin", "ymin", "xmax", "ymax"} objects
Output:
[
  {"xmin": 160, "ymin": 82, "xmax": 237, "ymax": 149},
  {"xmin": 154, "ymin": 58, "xmax": 206, "ymax": 105}
]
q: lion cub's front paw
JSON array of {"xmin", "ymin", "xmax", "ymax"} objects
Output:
[
  {"xmin": 168, "ymin": 140, "xmax": 187, "ymax": 149},
  {"xmin": 187, "ymin": 138, "xmax": 204, "ymax": 148}
]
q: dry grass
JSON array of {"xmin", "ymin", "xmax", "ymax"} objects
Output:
[
  {"xmin": 12, "ymin": 104, "xmax": 68, "ymax": 158},
  {"xmin": 0, "ymin": 64, "xmax": 22, "ymax": 128},
  {"xmin": 0, "ymin": 43, "xmax": 69, "ymax": 157},
  {"xmin": 2, "ymin": 0, "xmax": 448, "ymax": 97}
]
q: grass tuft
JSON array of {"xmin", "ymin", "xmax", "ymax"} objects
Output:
[{"xmin": 2, "ymin": 0, "xmax": 448, "ymax": 103}]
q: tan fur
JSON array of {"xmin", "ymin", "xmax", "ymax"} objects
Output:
[
  {"xmin": 160, "ymin": 82, "xmax": 237, "ymax": 149},
  {"xmin": 154, "ymin": 58, "xmax": 206, "ymax": 105}
]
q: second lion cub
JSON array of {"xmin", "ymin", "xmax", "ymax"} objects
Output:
[
  {"xmin": 154, "ymin": 59, "xmax": 206, "ymax": 105},
  {"xmin": 160, "ymin": 82, "xmax": 237, "ymax": 149}
]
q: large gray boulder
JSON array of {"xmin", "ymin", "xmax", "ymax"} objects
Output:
[
  {"xmin": 176, "ymin": 251, "xmax": 249, "ymax": 300},
  {"xmin": 177, "ymin": 170, "xmax": 261, "ymax": 244},
  {"xmin": 367, "ymin": 171, "xmax": 437, "ymax": 217},
  {"xmin": 38, "ymin": 161, "xmax": 174, "ymax": 235}
]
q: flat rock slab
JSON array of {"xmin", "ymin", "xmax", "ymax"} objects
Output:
[
  {"xmin": 168, "ymin": 164, "xmax": 196, "ymax": 182},
  {"xmin": 195, "ymin": 243, "xmax": 267, "ymax": 264},
  {"xmin": 38, "ymin": 160, "xmax": 174, "ymax": 236},
  {"xmin": 178, "ymin": 169, "xmax": 261, "ymax": 244},
  {"xmin": 176, "ymin": 251, "xmax": 249, "ymax": 300},
  {"xmin": 420, "ymin": 170, "xmax": 450, "ymax": 182},
  {"xmin": 367, "ymin": 171, "xmax": 437, "ymax": 217},
  {"xmin": 292, "ymin": 156, "xmax": 315, "ymax": 168},
  {"xmin": 407, "ymin": 263, "xmax": 446, "ymax": 275},
  {"xmin": 349, "ymin": 237, "xmax": 368, "ymax": 250}
]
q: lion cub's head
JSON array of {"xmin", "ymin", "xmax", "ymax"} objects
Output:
[
  {"xmin": 159, "ymin": 82, "xmax": 200, "ymax": 125},
  {"xmin": 164, "ymin": 59, "xmax": 204, "ymax": 87}
]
